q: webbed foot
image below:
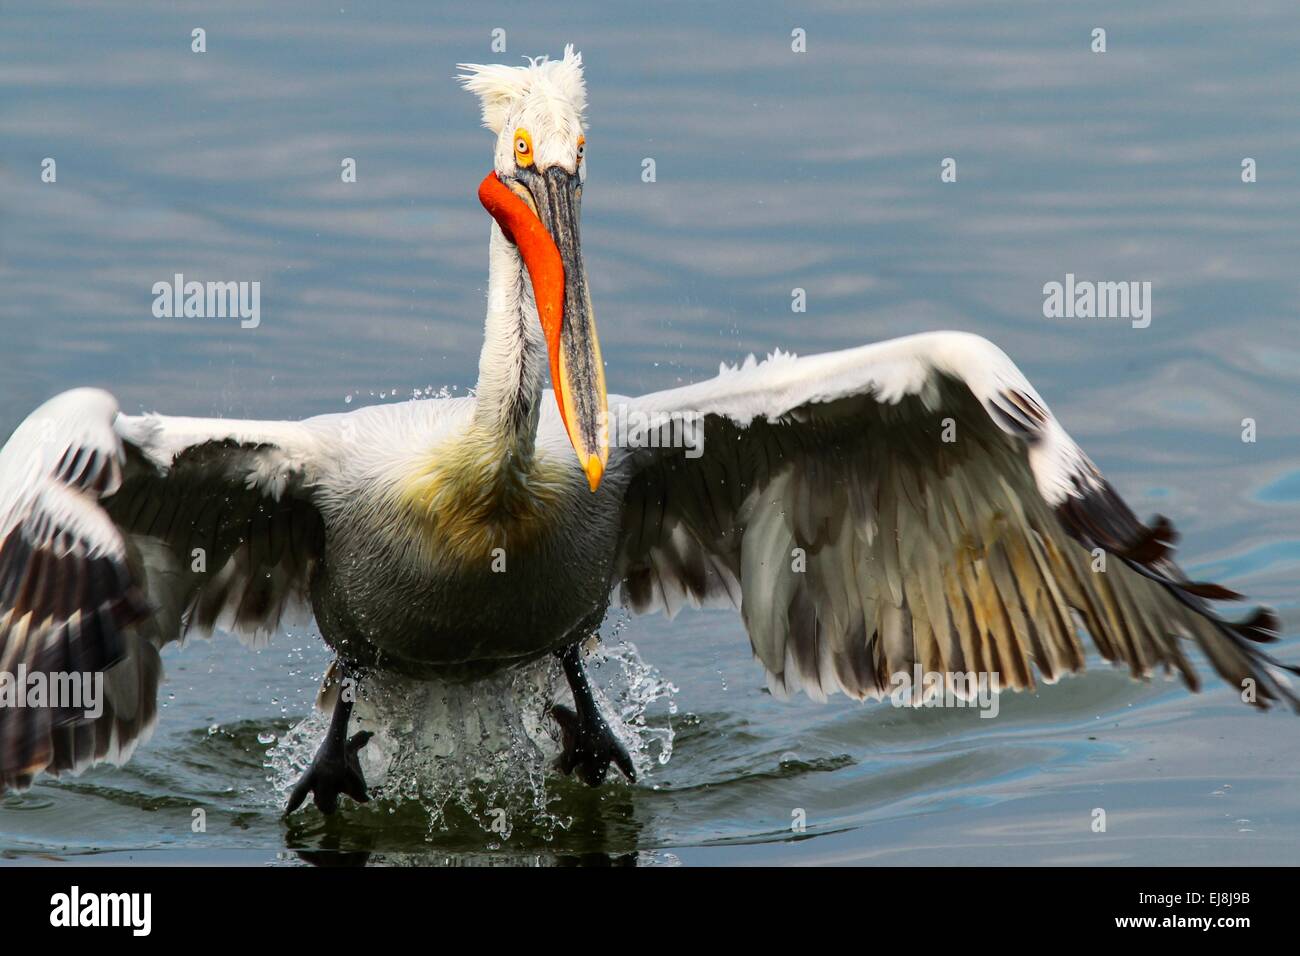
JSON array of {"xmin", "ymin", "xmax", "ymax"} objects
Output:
[
  {"xmin": 286, "ymin": 670, "xmax": 373, "ymax": 814},
  {"xmin": 552, "ymin": 643, "xmax": 636, "ymax": 786}
]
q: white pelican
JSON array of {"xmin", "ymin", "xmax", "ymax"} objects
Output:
[{"xmin": 0, "ymin": 47, "xmax": 1294, "ymax": 812}]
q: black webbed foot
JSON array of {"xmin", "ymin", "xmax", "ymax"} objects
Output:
[
  {"xmin": 286, "ymin": 670, "xmax": 373, "ymax": 815},
  {"xmin": 551, "ymin": 642, "xmax": 636, "ymax": 787},
  {"xmin": 551, "ymin": 703, "xmax": 637, "ymax": 786},
  {"xmin": 286, "ymin": 729, "xmax": 372, "ymax": 815}
]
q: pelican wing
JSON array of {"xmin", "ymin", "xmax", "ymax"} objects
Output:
[
  {"xmin": 0, "ymin": 388, "xmax": 329, "ymax": 789},
  {"xmin": 611, "ymin": 331, "xmax": 1294, "ymax": 707}
]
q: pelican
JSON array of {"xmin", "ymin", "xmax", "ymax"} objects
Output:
[{"xmin": 0, "ymin": 47, "xmax": 1295, "ymax": 813}]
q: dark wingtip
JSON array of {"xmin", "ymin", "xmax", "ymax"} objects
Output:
[
  {"xmin": 1231, "ymin": 606, "xmax": 1282, "ymax": 644},
  {"xmin": 1118, "ymin": 514, "xmax": 1179, "ymax": 564},
  {"xmin": 1180, "ymin": 581, "xmax": 1246, "ymax": 602}
]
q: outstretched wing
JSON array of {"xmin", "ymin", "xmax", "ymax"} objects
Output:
[
  {"xmin": 610, "ymin": 331, "xmax": 1295, "ymax": 708},
  {"xmin": 0, "ymin": 388, "xmax": 330, "ymax": 790}
]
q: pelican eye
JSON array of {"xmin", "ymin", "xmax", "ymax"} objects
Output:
[
  {"xmin": 513, "ymin": 128, "xmax": 534, "ymax": 167},
  {"xmin": 576, "ymin": 137, "xmax": 585, "ymax": 162}
]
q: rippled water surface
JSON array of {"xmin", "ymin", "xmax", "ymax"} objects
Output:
[{"xmin": 2, "ymin": 0, "xmax": 1299, "ymax": 865}]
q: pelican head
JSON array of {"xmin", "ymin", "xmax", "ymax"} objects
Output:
[{"xmin": 459, "ymin": 46, "xmax": 607, "ymax": 491}]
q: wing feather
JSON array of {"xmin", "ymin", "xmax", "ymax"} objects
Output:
[
  {"xmin": 0, "ymin": 388, "xmax": 331, "ymax": 791},
  {"xmin": 611, "ymin": 332, "xmax": 1296, "ymax": 710}
]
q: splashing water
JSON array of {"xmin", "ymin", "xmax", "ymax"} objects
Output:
[
  {"xmin": 265, "ymin": 637, "xmax": 676, "ymax": 838},
  {"xmin": 590, "ymin": 638, "xmax": 679, "ymax": 769}
]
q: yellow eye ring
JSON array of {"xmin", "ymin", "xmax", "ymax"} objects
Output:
[{"xmin": 514, "ymin": 128, "xmax": 534, "ymax": 167}]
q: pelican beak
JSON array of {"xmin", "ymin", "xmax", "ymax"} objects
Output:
[{"xmin": 478, "ymin": 169, "xmax": 608, "ymax": 491}]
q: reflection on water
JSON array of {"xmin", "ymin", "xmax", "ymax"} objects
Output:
[{"xmin": 1, "ymin": 0, "xmax": 1298, "ymax": 864}]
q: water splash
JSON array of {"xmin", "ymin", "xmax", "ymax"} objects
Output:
[
  {"xmin": 265, "ymin": 636, "xmax": 676, "ymax": 839},
  {"xmin": 590, "ymin": 639, "xmax": 678, "ymax": 770}
]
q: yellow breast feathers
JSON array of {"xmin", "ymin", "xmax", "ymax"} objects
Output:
[{"xmin": 395, "ymin": 432, "xmax": 569, "ymax": 566}]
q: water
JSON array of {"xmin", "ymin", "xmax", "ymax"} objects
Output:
[{"xmin": 2, "ymin": 0, "xmax": 1299, "ymax": 865}]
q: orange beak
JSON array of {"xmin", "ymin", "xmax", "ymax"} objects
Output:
[{"xmin": 478, "ymin": 170, "xmax": 607, "ymax": 490}]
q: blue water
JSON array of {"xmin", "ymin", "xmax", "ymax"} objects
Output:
[{"xmin": 1, "ymin": 0, "xmax": 1298, "ymax": 864}]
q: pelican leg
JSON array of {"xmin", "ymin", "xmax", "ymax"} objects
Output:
[
  {"xmin": 550, "ymin": 642, "xmax": 637, "ymax": 786},
  {"xmin": 285, "ymin": 667, "xmax": 373, "ymax": 815}
]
